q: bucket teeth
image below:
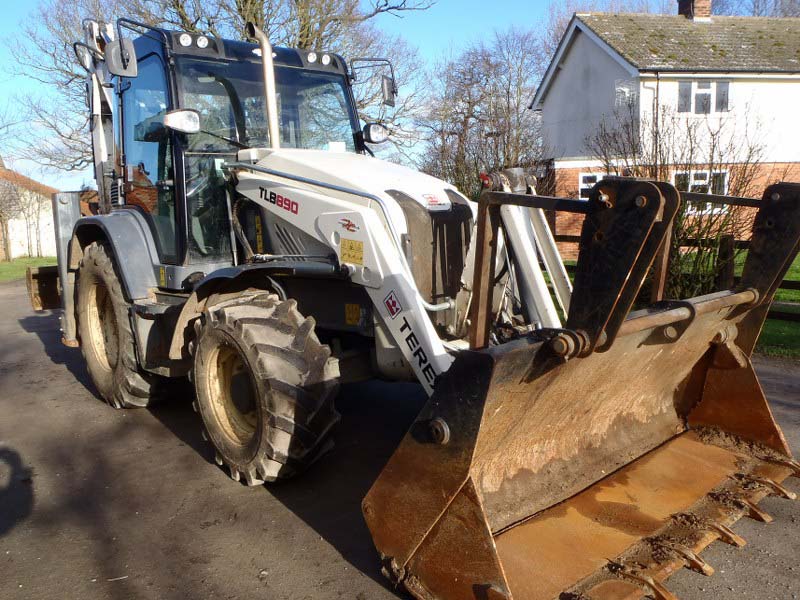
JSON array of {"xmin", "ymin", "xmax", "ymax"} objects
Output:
[
  {"xmin": 711, "ymin": 490, "xmax": 773, "ymax": 523},
  {"xmin": 752, "ymin": 477, "xmax": 797, "ymax": 500},
  {"xmin": 610, "ymin": 563, "xmax": 678, "ymax": 600},
  {"xmin": 770, "ymin": 457, "xmax": 800, "ymax": 477},
  {"xmin": 734, "ymin": 473, "xmax": 798, "ymax": 500},
  {"xmin": 665, "ymin": 542, "xmax": 715, "ymax": 576},
  {"xmin": 709, "ymin": 522, "xmax": 747, "ymax": 548},
  {"xmin": 738, "ymin": 497, "xmax": 773, "ymax": 523}
]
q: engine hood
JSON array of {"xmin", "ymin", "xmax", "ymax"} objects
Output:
[{"xmin": 251, "ymin": 148, "xmax": 467, "ymax": 213}]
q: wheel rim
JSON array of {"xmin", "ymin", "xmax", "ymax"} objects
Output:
[
  {"xmin": 86, "ymin": 280, "xmax": 118, "ymax": 371},
  {"xmin": 207, "ymin": 342, "xmax": 258, "ymax": 447}
]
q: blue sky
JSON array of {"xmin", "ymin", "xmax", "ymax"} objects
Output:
[
  {"xmin": 376, "ymin": 0, "xmax": 551, "ymax": 62},
  {"xmin": 0, "ymin": 0, "xmax": 553, "ymax": 189}
]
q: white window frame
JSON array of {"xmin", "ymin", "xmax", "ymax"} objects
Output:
[
  {"xmin": 614, "ymin": 78, "xmax": 638, "ymax": 109},
  {"xmin": 672, "ymin": 170, "xmax": 729, "ymax": 214},
  {"xmin": 677, "ymin": 80, "xmax": 730, "ymax": 115},
  {"xmin": 578, "ymin": 172, "xmax": 604, "ymax": 199}
]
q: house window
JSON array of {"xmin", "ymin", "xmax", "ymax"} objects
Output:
[
  {"xmin": 615, "ymin": 79, "xmax": 638, "ymax": 109},
  {"xmin": 578, "ymin": 173, "xmax": 603, "ymax": 199},
  {"xmin": 694, "ymin": 81, "xmax": 712, "ymax": 114},
  {"xmin": 673, "ymin": 170, "xmax": 728, "ymax": 213},
  {"xmin": 716, "ymin": 81, "xmax": 729, "ymax": 112},
  {"xmin": 678, "ymin": 81, "xmax": 730, "ymax": 114}
]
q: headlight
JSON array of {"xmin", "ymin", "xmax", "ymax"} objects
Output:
[
  {"xmin": 196, "ymin": 36, "xmax": 209, "ymax": 49},
  {"xmin": 307, "ymin": 52, "xmax": 317, "ymax": 63},
  {"xmin": 178, "ymin": 33, "xmax": 192, "ymax": 47},
  {"xmin": 321, "ymin": 54, "xmax": 331, "ymax": 66}
]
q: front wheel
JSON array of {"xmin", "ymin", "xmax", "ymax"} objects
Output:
[
  {"xmin": 192, "ymin": 293, "xmax": 340, "ymax": 484},
  {"xmin": 76, "ymin": 241, "xmax": 164, "ymax": 408}
]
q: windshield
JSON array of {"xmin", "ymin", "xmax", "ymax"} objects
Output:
[{"xmin": 176, "ymin": 58, "xmax": 359, "ymax": 153}]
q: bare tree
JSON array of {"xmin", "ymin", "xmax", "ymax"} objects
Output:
[
  {"xmin": 0, "ymin": 180, "xmax": 19, "ymax": 260},
  {"xmin": 713, "ymin": 0, "xmax": 800, "ymax": 15},
  {"xmin": 0, "ymin": 177, "xmax": 50, "ymax": 259},
  {"xmin": 585, "ymin": 103, "xmax": 786, "ymax": 298},
  {"xmin": 417, "ymin": 28, "xmax": 544, "ymax": 199},
  {"xmin": 10, "ymin": 0, "xmax": 434, "ymax": 173}
]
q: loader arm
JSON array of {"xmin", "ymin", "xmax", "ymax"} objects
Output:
[{"xmin": 363, "ymin": 179, "xmax": 800, "ymax": 600}]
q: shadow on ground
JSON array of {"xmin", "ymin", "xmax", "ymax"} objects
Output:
[
  {"xmin": 268, "ymin": 381, "xmax": 426, "ymax": 587},
  {"xmin": 10, "ymin": 291, "xmax": 419, "ymax": 595},
  {"xmin": 149, "ymin": 378, "xmax": 426, "ymax": 593},
  {"xmin": 0, "ymin": 447, "xmax": 34, "ymax": 537},
  {"xmin": 17, "ymin": 312, "xmax": 99, "ymax": 401}
]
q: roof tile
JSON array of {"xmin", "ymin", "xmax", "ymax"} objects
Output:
[
  {"xmin": 0, "ymin": 168, "xmax": 59, "ymax": 197},
  {"xmin": 578, "ymin": 13, "xmax": 800, "ymax": 72}
]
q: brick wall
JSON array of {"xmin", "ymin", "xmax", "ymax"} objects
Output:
[
  {"xmin": 550, "ymin": 162, "xmax": 800, "ymax": 260},
  {"xmin": 678, "ymin": 0, "xmax": 711, "ymax": 18}
]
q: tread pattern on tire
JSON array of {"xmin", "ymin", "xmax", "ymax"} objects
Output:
[
  {"xmin": 192, "ymin": 292, "xmax": 340, "ymax": 485},
  {"xmin": 77, "ymin": 242, "xmax": 165, "ymax": 409}
]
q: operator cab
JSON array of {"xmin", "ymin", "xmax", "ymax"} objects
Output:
[{"xmin": 102, "ymin": 23, "xmax": 389, "ymax": 281}]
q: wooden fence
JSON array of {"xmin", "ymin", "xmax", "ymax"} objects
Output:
[{"xmin": 554, "ymin": 234, "xmax": 799, "ymax": 323}]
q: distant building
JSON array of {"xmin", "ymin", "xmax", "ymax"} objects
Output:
[
  {"xmin": 0, "ymin": 159, "xmax": 59, "ymax": 260},
  {"xmin": 531, "ymin": 1, "xmax": 800, "ymax": 252}
]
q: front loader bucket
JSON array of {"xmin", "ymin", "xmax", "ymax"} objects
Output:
[{"xmin": 363, "ymin": 180, "xmax": 800, "ymax": 600}]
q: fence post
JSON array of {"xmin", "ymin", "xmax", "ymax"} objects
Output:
[
  {"xmin": 649, "ymin": 223, "xmax": 672, "ymax": 303},
  {"xmin": 715, "ymin": 234, "xmax": 736, "ymax": 291}
]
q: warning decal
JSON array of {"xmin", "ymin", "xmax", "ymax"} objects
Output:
[{"xmin": 341, "ymin": 238, "xmax": 364, "ymax": 265}]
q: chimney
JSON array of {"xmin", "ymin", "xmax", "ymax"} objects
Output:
[{"xmin": 678, "ymin": 0, "xmax": 712, "ymax": 20}]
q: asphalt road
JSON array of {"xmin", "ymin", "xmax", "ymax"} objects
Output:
[{"xmin": 0, "ymin": 278, "xmax": 798, "ymax": 600}]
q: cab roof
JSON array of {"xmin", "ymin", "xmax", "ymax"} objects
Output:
[{"xmin": 132, "ymin": 28, "xmax": 349, "ymax": 76}]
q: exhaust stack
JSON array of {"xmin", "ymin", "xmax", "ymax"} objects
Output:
[{"xmin": 245, "ymin": 22, "xmax": 280, "ymax": 150}]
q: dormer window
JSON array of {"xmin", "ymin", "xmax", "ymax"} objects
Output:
[{"xmin": 678, "ymin": 80, "xmax": 729, "ymax": 114}]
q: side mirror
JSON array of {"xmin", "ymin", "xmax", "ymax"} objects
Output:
[
  {"xmin": 363, "ymin": 122, "xmax": 389, "ymax": 145},
  {"xmin": 164, "ymin": 109, "xmax": 201, "ymax": 134},
  {"xmin": 105, "ymin": 38, "xmax": 138, "ymax": 77},
  {"xmin": 381, "ymin": 74, "xmax": 396, "ymax": 107}
]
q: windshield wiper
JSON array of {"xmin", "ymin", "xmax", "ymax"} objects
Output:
[{"xmin": 199, "ymin": 129, "xmax": 250, "ymax": 150}]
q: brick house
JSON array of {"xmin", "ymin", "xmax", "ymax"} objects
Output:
[{"xmin": 530, "ymin": 1, "xmax": 800, "ymax": 255}]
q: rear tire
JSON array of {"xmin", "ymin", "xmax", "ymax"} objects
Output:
[
  {"xmin": 192, "ymin": 292, "xmax": 340, "ymax": 484},
  {"xmin": 76, "ymin": 242, "xmax": 164, "ymax": 408}
]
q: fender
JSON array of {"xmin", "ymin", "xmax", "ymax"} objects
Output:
[
  {"xmin": 167, "ymin": 261, "xmax": 346, "ymax": 361},
  {"xmin": 68, "ymin": 208, "xmax": 161, "ymax": 301}
]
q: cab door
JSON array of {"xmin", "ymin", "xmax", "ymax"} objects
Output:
[{"xmin": 120, "ymin": 53, "xmax": 179, "ymax": 263}]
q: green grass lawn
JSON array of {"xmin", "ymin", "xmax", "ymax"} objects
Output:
[
  {"xmin": 554, "ymin": 253, "xmax": 799, "ymax": 359},
  {"xmin": 736, "ymin": 253, "xmax": 799, "ymax": 358},
  {"xmin": 757, "ymin": 316, "xmax": 800, "ymax": 359},
  {"xmin": 735, "ymin": 251, "xmax": 800, "ymax": 303},
  {"xmin": 776, "ymin": 256, "xmax": 800, "ymax": 303},
  {"xmin": 0, "ymin": 256, "xmax": 57, "ymax": 283}
]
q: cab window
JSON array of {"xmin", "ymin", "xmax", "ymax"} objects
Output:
[{"xmin": 122, "ymin": 54, "xmax": 177, "ymax": 263}]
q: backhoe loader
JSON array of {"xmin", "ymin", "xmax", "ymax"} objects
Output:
[{"xmin": 26, "ymin": 17, "xmax": 800, "ymax": 600}]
